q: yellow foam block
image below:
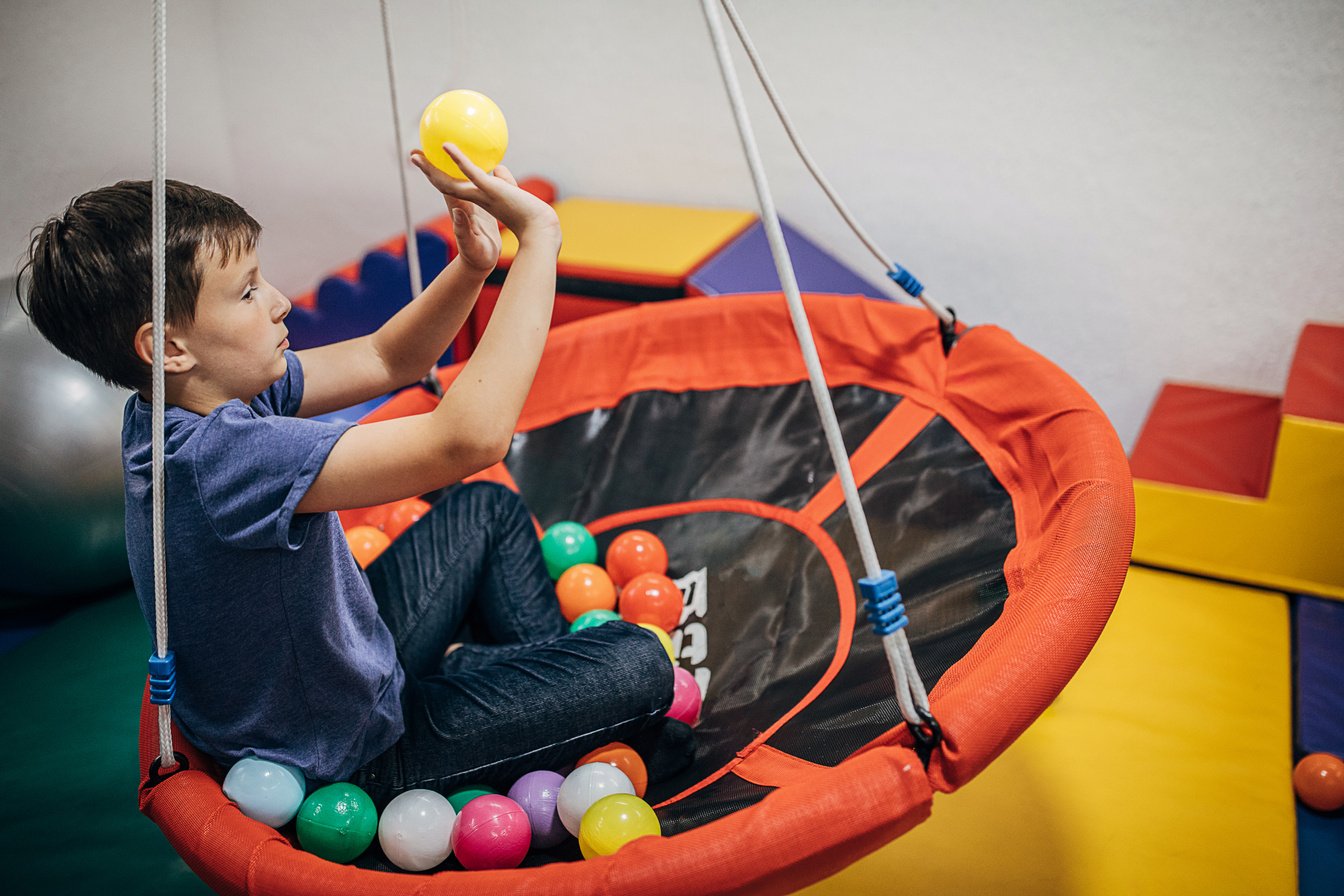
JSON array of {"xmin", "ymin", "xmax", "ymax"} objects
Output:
[
  {"xmin": 801, "ymin": 567, "xmax": 1296, "ymax": 896},
  {"xmin": 1133, "ymin": 415, "xmax": 1344, "ymax": 600},
  {"xmin": 501, "ymin": 197, "xmax": 755, "ymax": 283}
]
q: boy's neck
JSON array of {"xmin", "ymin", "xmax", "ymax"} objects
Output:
[{"xmin": 142, "ymin": 375, "xmax": 256, "ymax": 416}]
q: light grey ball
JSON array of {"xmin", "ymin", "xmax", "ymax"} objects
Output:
[{"xmin": 0, "ymin": 299, "xmax": 130, "ymax": 598}]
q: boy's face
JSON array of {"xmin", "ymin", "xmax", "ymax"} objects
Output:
[{"xmin": 176, "ymin": 245, "xmax": 291, "ymax": 404}]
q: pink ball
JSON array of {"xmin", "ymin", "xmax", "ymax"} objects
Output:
[
  {"xmin": 450, "ymin": 794, "xmax": 532, "ymax": 870},
  {"xmin": 669, "ymin": 666, "xmax": 702, "ymax": 726}
]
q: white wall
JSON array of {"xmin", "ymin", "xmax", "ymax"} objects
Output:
[{"xmin": 3, "ymin": 0, "xmax": 1341, "ymax": 448}]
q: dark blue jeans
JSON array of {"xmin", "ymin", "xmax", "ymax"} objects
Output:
[{"xmin": 351, "ymin": 482, "xmax": 675, "ymax": 805}]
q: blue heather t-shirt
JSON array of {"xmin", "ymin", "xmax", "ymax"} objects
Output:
[{"xmin": 123, "ymin": 351, "xmax": 404, "ymax": 782}]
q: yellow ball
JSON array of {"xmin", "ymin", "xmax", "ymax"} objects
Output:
[
  {"xmin": 636, "ymin": 623, "xmax": 676, "ymax": 665},
  {"xmin": 578, "ymin": 794, "xmax": 661, "ymax": 859},
  {"xmin": 418, "ymin": 89, "xmax": 508, "ymax": 180}
]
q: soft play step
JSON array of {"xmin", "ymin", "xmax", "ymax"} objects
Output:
[
  {"xmin": 1282, "ymin": 322, "xmax": 1344, "ymax": 424},
  {"xmin": 1128, "ymin": 382, "xmax": 1281, "ymax": 497}
]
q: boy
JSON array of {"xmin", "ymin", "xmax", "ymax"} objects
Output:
[{"xmin": 17, "ymin": 144, "xmax": 690, "ymax": 804}]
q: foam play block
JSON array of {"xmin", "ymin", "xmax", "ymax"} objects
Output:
[
  {"xmin": 1281, "ymin": 322, "xmax": 1344, "ymax": 423},
  {"xmin": 801, "ymin": 567, "xmax": 1296, "ymax": 895},
  {"xmin": 1296, "ymin": 594, "xmax": 1344, "ymax": 756},
  {"xmin": 1128, "ymin": 383, "xmax": 1281, "ymax": 497},
  {"xmin": 685, "ymin": 219, "xmax": 886, "ymax": 299},
  {"xmin": 1132, "ymin": 322, "xmax": 1344, "ymax": 600},
  {"xmin": 497, "ymin": 197, "xmax": 756, "ymax": 296}
]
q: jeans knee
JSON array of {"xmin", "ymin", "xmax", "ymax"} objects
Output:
[{"xmin": 603, "ymin": 621, "xmax": 675, "ymax": 714}]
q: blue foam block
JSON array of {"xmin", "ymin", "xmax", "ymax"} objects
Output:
[
  {"xmin": 687, "ymin": 219, "xmax": 887, "ymax": 298},
  {"xmin": 1297, "ymin": 803, "xmax": 1344, "ymax": 896},
  {"xmin": 1296, "ymin": 594, "xmax": 1344, "ymax": 755}
]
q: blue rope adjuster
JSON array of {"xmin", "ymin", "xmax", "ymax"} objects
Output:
[
  {"xmin": 148, "ymin": 650, "xmax": 177, "ymax": 705},
  {"xmin": 886, "ymin": 265, "xmax": 924, "ymax": 299},
  {"xmin": 859, "ymin": 570, "xmax": 908, "ymax": 636}
]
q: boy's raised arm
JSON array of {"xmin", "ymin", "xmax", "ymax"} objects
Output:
[
  {"xmin": 296, "ymin": 146, "xmax": 561, "ymax": 514},
  {"xmin": 295, "ymin": 163, "xmax": 509, "ymax": 419}
]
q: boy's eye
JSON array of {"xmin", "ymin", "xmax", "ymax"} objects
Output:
[{"xmin": 241, "ymin": 285, "xmax": 257, "ymax": 301}]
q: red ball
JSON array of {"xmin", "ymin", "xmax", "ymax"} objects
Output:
[
  {"xmin": 605, "ymin": 530, "xmax": 668, "ymax": 588},
  {"xmin": 1294, "ymin": 752, "xmax": 1344, "ymax": 812},
  {"xmin": 618, "ymin": 572, "xmax": 683, "ymax": 633},
  {"xmin": 385, "ymin": 498, "xmax": 432, "ymax": 540}
]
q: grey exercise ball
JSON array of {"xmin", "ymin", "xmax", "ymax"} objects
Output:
[{"xmin": 0, "ymin": 295, "xmax": 130, "ymax": 599}]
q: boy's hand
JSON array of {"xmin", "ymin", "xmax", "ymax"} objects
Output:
[
  {"xmin": 410, "ymin": 144, "xmax": 560, "ymax": 246},
  {"xmin": 447, "ymin": 196, "xmax": 501, "ymax": 273}
]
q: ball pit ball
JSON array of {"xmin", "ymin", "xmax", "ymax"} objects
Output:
[
  {"xmin": 345, "ymin": 525, "xmax": 391, "ymax": 568},
  {"xmin": 221, "ymin": 757, "xmax": 306, "ymax": 828},
  {"xmin": 556, "ymin": 563, "xmax": 618, "ymax": 622},
  {"xmin": 618, "ymin": 572, "xmax": 684, "ymax": 633},
  {"xmin": 384, "ymin": 497, "xmax": 432, "ymax": 540},
  {"xmin": 604, "ymin": 529, "xmax": 669, "ymax": 588},
  {"xmin": 669, "ymin": 665, "xmax": 703, "ymax": 727},
  {"xmin": 578, "ymin": 793, "xmax": 662, "ymax": 859},
  {"xmin": 1293, "ymin": 752, "xmax": 1344, "ymax": 812},
  {"xmin": 570, "ymin": 608, "xmax": 622, "ymax": 633},
  {"xmin": 419, "ymin": 89, "xmax": 508, "ymax": 180},
  {"xmin": 377, "ymin": 789, "xmax": 456, "ymax": 872},
  {"xmin": 557, "ymin": 762, "xmax": 636, "ymax": 836},
  {"xmin": 507, "ymin": 769, "xmax": 569, "ymax": 849},
  {"xmin": 447, "ymin": 784, "xmax": 497, "ymax": 812},
  {"xmin": 577, "ymin": 742, "xmax": 648, "ymax": 798},
  {"xmin": 636, "ymin": 623, "xmax": 677, "ymax": 664},
  {"xmin": 540, "ymin": 521, "xmax": 598, "ymax": 580},
  {"xmin": 296, "ymin": 782, "xmax": 378, "ymax": 864},
  {"xmin": 450, "ymin": 794, "xmax": 532, "ymax": 870}
]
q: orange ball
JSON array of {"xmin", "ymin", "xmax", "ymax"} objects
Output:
[
  {"xmin": 577, "ymin": 742, "xmax": 648, "ymax": 798},
  {"xmin": 1294, "ymin": 752, "xmax": 1344, "ymax": 812},
  {"xmin": 385, "ymin": 498, "xmax": 432, "ymax": 540},
  {"xmin": 555, "ymin": 563, "xmax": 617, "ymax": 623},
  {"xmin": 357, "ymin": 502, "xmax": 395, "ymax": 531},
  {"xmin": 605, "ymin": 530, "xmax": 668, "ymax": 588},
  {"xmin": 345, "ymin": 525, "xmax": 391, "ymax": 568},
  {"xmin": 619, "ymin": 572, "xmax": 683, "ymax": 633}
]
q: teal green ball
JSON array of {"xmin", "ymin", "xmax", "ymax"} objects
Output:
[
  {"xmin": 447, "ymin": 784, "xmax": 497, "ymax": 812},
  {"xmin": 570, "ymin": 608, "xmax": 622, "ymax": 632},
  {"xmin": 296, "ymin": 783, "xmax": 378, "ymax": 863},
  {"xmin": 540, "ymin": 521, "xmax": 598, "ymax": 579}
]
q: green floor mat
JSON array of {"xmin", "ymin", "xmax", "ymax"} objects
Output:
[{"xmin": 0, "ymin": 591, "xmax": 211, "ymax": 895}]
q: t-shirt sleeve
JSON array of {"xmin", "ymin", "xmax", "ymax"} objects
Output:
[{"xmin": 191, "ymin": 404, "xmax": 353, "ymax": 551}]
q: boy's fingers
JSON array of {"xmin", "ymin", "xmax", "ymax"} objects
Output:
[
  {"xmin": 441, "ymin": 143, "xmax": 491, "ymax": 186},
  {"xmin": 410, "ymin": 151, "xmax": 468, "ymax": 196},
  {"xmin": 491, "ymin": 164, "xmax": 519, "ymax": 188}
]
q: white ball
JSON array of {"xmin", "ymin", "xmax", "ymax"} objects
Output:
[
  {"xmin": 557, "ymin": 763, "xmax": 635, "ymax": 836},
  {"xmin": 377, "ymin": 789, "xmax": 457, "ymax": 871},
  {"xmin": 222, "ymin": 757, "xmax": 306, "ymax": 828}
]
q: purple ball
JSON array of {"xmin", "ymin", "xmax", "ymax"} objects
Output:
[{"xmin": 507, "ymin": 769, "xmax": 568, "ymax": 849}]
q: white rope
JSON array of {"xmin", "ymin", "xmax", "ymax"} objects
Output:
[
  {"xmin": 379, "ymin": 0, "xmax": 442, "ymax": 397},
  {"xmin": 151, "ymin": 0, "xmax": 176, "ymax": 769},
  {"xmin": 718, "ymin": 0, "xmax": 953, "ymax": 328},
  {"xmin": 698, "ymin": 0, "xmax": 930, "ymax": 726}
]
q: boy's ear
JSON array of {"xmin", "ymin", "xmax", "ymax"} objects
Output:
[{"xmin": 133, "ymin": 321, "xmax": 196, "ymax": 374}]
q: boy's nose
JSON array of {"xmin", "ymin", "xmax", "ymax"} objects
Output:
[{"xmin": 272, "ymin": 292, "xmax": 292, "ymax": 321}]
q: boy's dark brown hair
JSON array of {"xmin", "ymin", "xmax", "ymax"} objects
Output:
[{"xmin": 16, "ymin": 179, "xmax": 261, "ymax": 392}]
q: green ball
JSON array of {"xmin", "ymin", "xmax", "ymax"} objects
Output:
[
  {"xmin": 296, "ymin": 783, "xmax": 377, "ymax": 863},
  {"xmin": 539, "ymin": 521, "xmax": 598, "ymax": 580},
  {"xmin": 447, "ymin": 784, "xmax": 497, "ymax": 812},
  {"xmin": 570, "ymin": 608, "xmax": 622, "ymax": 632}
]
